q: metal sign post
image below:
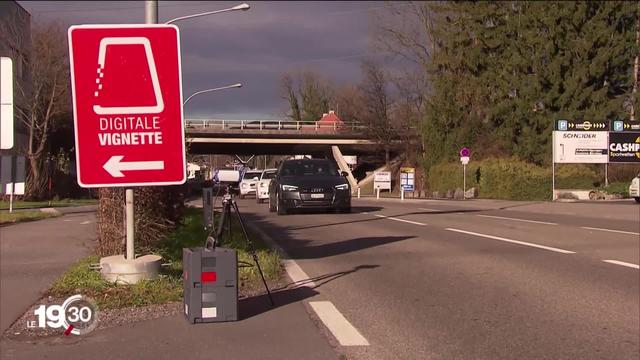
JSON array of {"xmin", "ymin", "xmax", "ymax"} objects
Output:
[{"xmin": 459, "ymin": 148, "xmax": 470, "ymax": 200}]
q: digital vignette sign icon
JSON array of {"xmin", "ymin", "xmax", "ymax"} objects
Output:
[{"xmin": 68, "ymin": 25, "xmax": 186, "ymax": 187}]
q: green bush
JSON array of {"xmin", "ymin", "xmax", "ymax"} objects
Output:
[
  {"xmin": 428, "ymin": 157, "xmax": 551, "ymax": 200},
  {"xmin": 555, "ymin": 164, "xmax": 600, "ymax": 189},
  {"xmin": 427, "ymin": 157, "xmax": 614, "ymax": 201},
  {"xmin": 602, "ymin": 182, "xmax": 629, "ymax": 197},
  {"xmin": 477, "ymin": 158, "xmax": 551, "ymax": 200}
]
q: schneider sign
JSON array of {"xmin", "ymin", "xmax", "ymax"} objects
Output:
[{"xmin": 553, "ymin": 131, "xmax": 608, "ymax": 164}]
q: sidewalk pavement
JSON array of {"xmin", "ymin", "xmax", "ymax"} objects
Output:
[{"xmin": 0, "ymin": 212, "xmax": 95, "ymax": 332}]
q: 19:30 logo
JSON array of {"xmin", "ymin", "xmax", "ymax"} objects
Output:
[{"xmin": 31, "ymin": 295, "xmax": 99, "ymax": 335}]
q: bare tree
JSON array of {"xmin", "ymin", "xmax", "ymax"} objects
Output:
[
  {"xmin": 374, "ymin": 1, "xmax": 435, "ymax": 71},
  {"xmin": 298, "ymin": 70, "xmax": 333, "ymax": 122},
  {"xmin": 335, "ymin": 84, "xmax": 367, "ymax": 124},
  {"xmin": 281, "ymin": 73, "xmax": 302, "ymax": 122},
  {"xmin": 280, "ymin": 70, "xmax": 334, "ymax": 122},
  {"xmin": 1, "ymin": 20, "xmax": 70, "ymax": 199},
  {"xmin": 360, "ymin": 60, "xmax": 396, "ymax": 166}
]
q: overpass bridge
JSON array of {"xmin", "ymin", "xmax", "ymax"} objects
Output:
[
  {"xmin": 185, "ymin": 118, "xmax": 410, "ymax": 192},
  {"xmin": 185, "ymin": 119, "xmax": 383, "ymax": 156}
]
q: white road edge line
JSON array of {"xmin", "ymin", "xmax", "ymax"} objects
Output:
[
  {"xmin": 580, "ymin": 227, "xmax": 640, "ymax": 236},
  {"xmin": 373, "ymin": 214, "xmax": 426, "ymax": 226},
  {"xmin": 244, "ymin": 221, "xmax": 316, "ymax": 287},
  {"xmin": 446, "ymin": 228, "xmax": 575, "ymax": 254},
  {"xmin": 602, "ymin": 260, "xmax": 640, "ymax": 269},
  {"xmin": 476, "ymin": 214, "xmax": 558, "ymax": 225},
  {"xmin": 418, "ymin": 208, "xmax": 440, "ymax": 212},
  {"xmin": 309, "ymin": 301, "xmax": 370, "ymax": 346}
]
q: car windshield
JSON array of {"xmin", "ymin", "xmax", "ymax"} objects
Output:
[
  {"xmin": 280, "ymin": 160, "xmax": 340, "ymax": 177},
  {"xmin": 243, "ymin": 171, "xmax": 261, "ymax": 180},
  {"xmin": 262, "ymin": 171, "xmax": 277, "ymax": 180}
]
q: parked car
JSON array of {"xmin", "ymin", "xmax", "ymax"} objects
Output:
[
  {"xmin": 257, "ymin": 168, "xmax": 277, "ymax": 203},
  {"xmin": 629, "ymin": 173, "xmax": 640, "ymax": 203},
  {"xmin": 239, "ymin": 170, "xmax": 262, "ymax": 198},
  {"xmin": 268, "ymin": 159, "xmax": 351, "ymax": 215}
]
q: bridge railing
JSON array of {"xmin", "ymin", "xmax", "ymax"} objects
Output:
[{"xmin": 185, "ymin": 119, "xmax": 367, "ymax": 133}]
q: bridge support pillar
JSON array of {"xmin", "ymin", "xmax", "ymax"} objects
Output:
[{"xmin": 331, "ymin": 145, "xmax": 358, "ymax": 194}]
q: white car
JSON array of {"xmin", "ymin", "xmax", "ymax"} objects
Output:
[
  {"xmin": 630, "ymin": 173, "xmax": 640, "ymax": 203},
  {"xmin": 239, "ymin": 170, "xmax": 262, "ymax": 198},
  {"xmin": 256, "ymin": 168, "xmax": 277, "ymax": 203}
]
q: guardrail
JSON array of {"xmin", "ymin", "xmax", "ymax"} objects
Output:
[{"xmin": 185, "ymin": 119, "xmax": 367, "ymax": 132}]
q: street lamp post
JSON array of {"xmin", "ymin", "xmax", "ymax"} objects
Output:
[
  {"xmin": 184, "ymin": 83, "xmax": 243, "ymax": 106},
  {"xmin": 165, "ymin": 3, "xmax": 250, "ymax": 25}
]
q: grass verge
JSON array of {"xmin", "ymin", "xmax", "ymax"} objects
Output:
[
  {"xmin": 49, "ymin": 207, "xmax": 282, "ymax": 309},
  {"xmin": 0, "ymin": 210, "xmax": 59, "ymax": 225},
  {"xmin": 0, "ymin": 198, "xmax": 97, "ymax": 210}
]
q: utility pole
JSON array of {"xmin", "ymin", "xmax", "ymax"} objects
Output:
[{"xmin": 124, "ymin": 0, "xmax": 158, "ymax": 260}]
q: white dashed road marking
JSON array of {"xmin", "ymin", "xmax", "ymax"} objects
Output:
[
  {"xmin": 418, "ymin": 208, "xmax": 440, "ymax": 212},
  {"xmin": 80, "ymin": 221, "xmax": 91, "ymax": 225},
  {"xmin": 580, "ymin": 227, "xmax": 639, "ymax": 236},
  {"xmin": 446, "ymin": 228, "xmax": 575, "ymax": 254},
  {"xmin": 602, "ymin": 260, "xmax": 639, "ymax": 269},
  {"xmin": 309, "ymin": 301, "xmax": 369, "ymax": 346},
  {"xmin": 373, "ymin": 214, "xmax": 426, "ymax": 226},
  {"xmin": 476, "ymin": 214, "xmax": 557, "ymax": 225}
]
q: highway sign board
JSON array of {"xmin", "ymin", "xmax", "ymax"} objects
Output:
[
  {"xmin": 460, "ymin": 156, "xmax": 470, "ymax": 165},
  {"xmin": 374, "ymin": 171, "xmax": 391, "ymax": 190},
  {"xmin": 612, "ymin": 120, "xmax": 640, "ymax": 132},
  {"xmin": 553, "ymin": 131, "xmax": 608, "ymax": 163},
  {"xmin": 555, "ymin": 120, "xmax": 608, "ymax": 131},
  {"xmin": 400, "ymin": 167, "xmax": 415, "ymax": 192},
  {"xmin": 68, "ymin": 25, "xmax": 186, "ymax": 187},
  {"xmin": 608, "ymin": 132, "xmax": 640, "ymax": 163}
]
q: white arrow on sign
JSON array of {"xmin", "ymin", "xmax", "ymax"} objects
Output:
[{"xmin": 103, "ymin": 155, "xmax": 165, "ymax": 177}]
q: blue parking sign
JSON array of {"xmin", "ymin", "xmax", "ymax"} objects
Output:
[
  {"xmin": 557, "ymin": 120, "xmax": 568, "ymax": 131},
  {"xmin": 613, "ymin": 121, "xmax": 624, "ymax": 132}
]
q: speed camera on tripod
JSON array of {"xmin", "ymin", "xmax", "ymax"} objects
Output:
[{"xmin": 214, "ymin": 169, "xmax": 242, "ymax": 183}]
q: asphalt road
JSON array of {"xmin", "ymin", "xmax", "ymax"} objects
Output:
[{"xmin": 239, "ymin": 197, "xmax": 640, "ymax": 360}]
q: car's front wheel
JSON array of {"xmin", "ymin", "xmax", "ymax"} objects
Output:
[
  {"xmin": 268, "ymin": 195, "xmax": 275, "ymax": 212},
  {"xmin": 634, "ymin": 197, "xmax": 640, "ymax": 203},
  {"xmin": 276, "ymin": 192, "xmax": 287, "ymax": 215}
]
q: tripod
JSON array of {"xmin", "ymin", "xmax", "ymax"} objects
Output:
[{"xmin": 205, "ymin": 185, "xmax": 274, "ymax": 306}]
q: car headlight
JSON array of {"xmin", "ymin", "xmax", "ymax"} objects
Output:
[
  {"xmin": 241, "ymin": 183, "xmax": 247, "ymax": 188},
  {"xmin": 282, "ymin": 185, "xmax": 298, "ymax": 191},
  {"xmin": 334, "ymin": 183, "xmax": 349, "ymax": 190},
  {"xmin": 260, "ymin": 183, "xmax": 266, "ymax": 188}
]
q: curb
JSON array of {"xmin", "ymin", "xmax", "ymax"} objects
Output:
[{"xmin": 244, "ymin": 221, "xmax": 317, "ymax": 288}]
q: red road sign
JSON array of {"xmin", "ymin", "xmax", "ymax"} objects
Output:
[{"xmin": 68, "ymin": 25, "xmax": 186, "ymax": 187}]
